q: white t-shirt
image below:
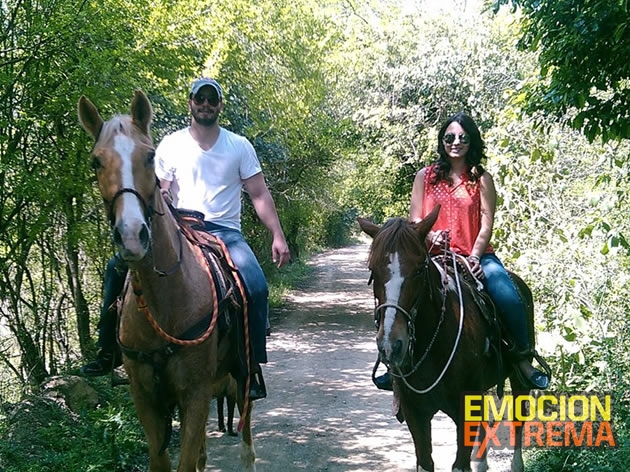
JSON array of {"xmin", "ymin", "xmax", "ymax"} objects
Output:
[{"xmin": 155, "ymin": 127, "xmax": 262, "ymax": 231}]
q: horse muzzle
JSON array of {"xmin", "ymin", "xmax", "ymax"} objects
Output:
[
  {"xmin": 375, "ymin": 302, "xmax": 413, "ymax": 368},
  {"xmin": 377, "ymin": 333, "xmax": 408, "ymax": 368},
  {"xmin": 112, "ymin": 219, "xmax": 151, "ymax": 261}
]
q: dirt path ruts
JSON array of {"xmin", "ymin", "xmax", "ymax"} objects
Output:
[{"xmin": 202, "ymin": 242, "xmax": 513, "ymax": 471}]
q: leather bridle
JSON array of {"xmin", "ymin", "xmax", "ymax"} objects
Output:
[{"xmin": 105, "ymin": 182, "xmax": 183, "ymax": 277}]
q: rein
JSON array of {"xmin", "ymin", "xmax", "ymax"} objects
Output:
[
  {"xmin": 374, "ymin": 246, "xmax": 467, "ymax": 395},
  {"xmin": 107, "ymin": 187, "xmax": 153, "ymax": 226}
]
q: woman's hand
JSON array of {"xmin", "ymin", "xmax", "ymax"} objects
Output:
[
  {"xmin": 427, "ymin": 229, "xmax": 450, "ymax": 248},
  {"xmin": 468, "ymin": 255, "xmax": 484, "ymax": 279}
]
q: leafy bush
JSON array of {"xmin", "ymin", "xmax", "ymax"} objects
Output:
[{"xmin": 0, "ymin": 381, "xmax": 147, "ymax": 472}]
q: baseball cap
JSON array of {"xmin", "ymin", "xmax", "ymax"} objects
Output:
[{"xmin": 189, "ymin": 78, "xmax": 223, "ymax": 101}]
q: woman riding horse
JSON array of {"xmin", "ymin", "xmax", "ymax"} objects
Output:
[{"xmin": 375, "ymin": 112, "xmax": 549, "ymax": 392}]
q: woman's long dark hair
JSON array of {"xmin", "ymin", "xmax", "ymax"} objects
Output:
[{"xmin": 432, "ymin": 112, "xmax": 487, "ymax": 184}]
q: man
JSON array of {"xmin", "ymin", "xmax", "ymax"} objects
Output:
[{"xmin": 81, "ymin": 78, "xmax": 291, "ymax": 400}]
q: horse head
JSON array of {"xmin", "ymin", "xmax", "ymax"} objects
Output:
[
  {"xmin": 358, "ymin": 206, "xmax": 440, "ymax": 368},
  {"xmin": 78, "ymin": 90, "xmax": 156, "ymax": 261}
]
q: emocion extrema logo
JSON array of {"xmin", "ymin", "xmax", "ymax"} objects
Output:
[{"xmin": 461, "ymin": 392, "xmax": 616, "ymax": 458}]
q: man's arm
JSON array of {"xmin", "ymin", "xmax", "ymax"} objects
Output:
[
  {"xmin": 243, "ymin": 173, "xmax": 290, "ymax": 268},
  {"xmin": 159, "ymin": 178, "xmax": 172, "ymax": 203}
]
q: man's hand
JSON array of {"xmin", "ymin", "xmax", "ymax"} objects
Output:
[
  {"xmin": 160, "ymin": 188, "xmax": 172, "ymax": 204},
  {"xmin": 272, "ymin": 238, "xmax": 290, "ymax": 268}
]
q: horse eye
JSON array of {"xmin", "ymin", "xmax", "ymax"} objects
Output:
[
  {"xmin": 146, "ymin": 150, "xmax": 155, "ymax": 166},
  {"xmin": 91, "ymin": 157, "xmax": 102, "ymax": 170}
]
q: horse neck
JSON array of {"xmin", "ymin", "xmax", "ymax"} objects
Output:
[
  {"xmin": 130, "ymin": 194, "xmax": 213, "ymax": 321},
  {"xmin": 413, "ymin": 258, "xmax": 448, "ymax": 338}
]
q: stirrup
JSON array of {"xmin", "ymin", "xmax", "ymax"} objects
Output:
[
  {"xmin": 248, "ymin": 365, "xmax": 267, "ymax": 400},
  {"xmin": 371, "ymin": 358, "xmax": 393, "ymax": 391},
  {"xmin": 512, "ymin": 348, "xmax": 552, "ymax": 390}
]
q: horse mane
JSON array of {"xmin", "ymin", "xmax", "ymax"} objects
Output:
[
  {"xmin": 97, "ymin": 114, "xmax": 152, "ymax": 148},
  {"xmin": 368, "ymin": 217, "xmax": 426, "ymax": 270},
  {"xmin": 97, "ymin": 115, "xmax": 130, "ymax": 143}
]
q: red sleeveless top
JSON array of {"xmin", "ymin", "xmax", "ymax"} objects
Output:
[{"xmin": 422, "ymin": 165, "xmax": 493, "ymax": 256}]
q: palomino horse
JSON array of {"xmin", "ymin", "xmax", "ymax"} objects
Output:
[
  {"xmin": 78, "ymin": 90, "xmax": 256, "ymax": 471},
  {"xmin": 359, "ymin": 207, "xmax": 534, "ymax": 472}
]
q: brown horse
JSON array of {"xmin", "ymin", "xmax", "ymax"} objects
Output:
[
  {"xmin": 358, "ymin": 207, "xmax": 534, "ymax": 472},
  {"xmin": 78, "ymin": 90, "xmax": 256, "ymax": 471}
]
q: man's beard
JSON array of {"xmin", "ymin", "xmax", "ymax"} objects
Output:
[{"xmin": 192, "ymin": 109, "xmax": 219, "ymax": 127}]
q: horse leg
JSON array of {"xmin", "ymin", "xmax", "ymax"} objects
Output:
[
  {"xmin": 404, "ymin": 408, "xmax": 434, "ymax": 472},
  {"xmin": 453, "ymin": 418, "xmax": 475, "ymax": 472},
  {"xmin": 471, "ymin": 419, "xmax": 488, "ymax": 472},
  {"xmin": 509, "ymin": 383, "xmax": 528, "ymax": 472},
  {"xmin": 237, "ymin": 399, "xmax": 256, "ymax": 471},
  {"xmin": 128, "ymin": 384, "xmax": 172, "ymax": 472},
  {"xmin": 217, "ymin": 395, "xmax": 226, "ymax": 432},
  {"xmin": 227, "ymin": 390, "xmax": 237, "ymax": 436},
  {"xmin": 469, "ymin": 394, "xmax": 488, "ymax": 472},
  {"xmin": 177, "ymin": 397, "xmax": 210, "ymax": 472}
]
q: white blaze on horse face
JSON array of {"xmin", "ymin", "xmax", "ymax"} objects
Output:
[
  {"xmin": 381, "ymin": 251, "xmax": 405, "ymax": 356},
  {"xmin": 113, "ymin": 133, "xmax": 148, "ymax": 248}
]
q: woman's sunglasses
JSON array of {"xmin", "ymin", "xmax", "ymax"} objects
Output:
[
  {"xmin": 443, "ymin": 133, "xmax": 471, "ymax": 145},
  {"xmin": 192, "ymin": 94, "xmax": 220, "ymax": 106}
]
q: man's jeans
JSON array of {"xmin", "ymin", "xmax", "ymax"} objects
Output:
[{"xmin": 205, "ymin": 222, "xmax": 269, "ymax": 364}]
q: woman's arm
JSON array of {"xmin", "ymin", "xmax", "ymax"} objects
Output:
[
  {"xmin": 471, "ymin": 171, "xmax": 496, "ymax": 258},
  {"xmin": 409, "ymin": 168, "xmax": 427, "ymax": 223}
]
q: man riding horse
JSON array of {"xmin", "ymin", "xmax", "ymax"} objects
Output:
[{"xmin": 81, "ymin": 78, "xmax": 291, "ymax": 401}]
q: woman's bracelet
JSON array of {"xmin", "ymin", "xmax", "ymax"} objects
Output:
[{"xmin": 468, "ymin": 255, "xmax": 480, "ymax": 262}]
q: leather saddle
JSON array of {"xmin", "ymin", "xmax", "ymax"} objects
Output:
[
  {"xmin": 430, "ymin": 253, "xmax": 509, "ymax": 395},
  {"xmin": 172, "ymin": 208, "xmax": 250, "ymax": 383}
]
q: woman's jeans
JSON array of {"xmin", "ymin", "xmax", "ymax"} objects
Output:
[
  {"xmin": 100, "ymin": 223, "xmax": 269, "ymax": 364},
  {"xmin": 480, "ymin": 254, "xmax": 530, "ymax": 352}
]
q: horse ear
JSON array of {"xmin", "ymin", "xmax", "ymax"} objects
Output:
[
  {"xmin": 77, "ymin": 95, "xmax": 104, "ymax": 140},
  {"xmin": 357, "ymin": 217, "xmax": 380, "ymax": 238},
  {"xmin": 413, "ymin": 205, "xmax": 441, "ymax": 239},
  {"xmin": 131, "ymin": 89, "xmax": 152, "ymax": 135}
]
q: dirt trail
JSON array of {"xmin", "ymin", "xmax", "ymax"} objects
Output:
[{"xmin": 202, "ymin": 242, "xmax": 512, "ymax": 471}]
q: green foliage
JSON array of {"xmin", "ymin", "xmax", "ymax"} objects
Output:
[
  {"xmin": 525, "ymin": 410, "xmax": 630, "ymax": 472},
  {"xmin": 329, "ymin": 1, "xmax": 530, "ymax": 221},
  {"xmin": 0, "ymin": 384, "xmax": 146, "ymax": 471},
  {"xmin": 1, "ymin": 0, "xmax": 629, "ymax": 469},
  {"xmin": 487, "ymin": 111, "xmax": 630, "ymax": 469},
  {"xmin": 492, "ymin": 0, "xmax": 630, "ymax": 142},
  {"xmin": 204, "ymin": 0, "xmax": 349, "ymax": 263}
]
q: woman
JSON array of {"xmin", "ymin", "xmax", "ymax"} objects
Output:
[{"xmin": 375, "ymin": 112, "xmax": 549, "ymax": 391}]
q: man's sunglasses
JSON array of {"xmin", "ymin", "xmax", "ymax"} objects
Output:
[
  {"xmin": 192, "ymin": 94, "xmax": 220, "ymax": 106},
  {"xmin": 443, "ymin": 133, "xmax": 471, "ymax": 145}
]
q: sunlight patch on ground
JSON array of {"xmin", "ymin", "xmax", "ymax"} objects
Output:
[
  {"xmin": 267, "ymin": 333, "xmax": 375, "ymax": 355},
  {"xmin": 285, "ymin": 291, "xmax": 371, "ymax": 306}
]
